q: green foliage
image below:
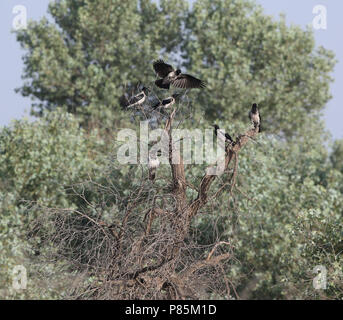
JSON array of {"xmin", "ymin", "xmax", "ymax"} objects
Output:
[
  {"xmin": 184, "ymin": 0, "xmax": 336, "ymax": 136},
  {"xmin": 15, "ymin": 0, "xmax": 336, "ymax": 136},
  {"xmin": 0, "ymin": 111, "xmax": 106, "ymax": 299},
  {"xmin": 0, "ymin": 192, "xmax": 26, "ymax": 299},
  {"xmin": 192, "ymin": 120, "xmax": 343, "ymax": 299},
  {"xmin": 16, "ymin": 0, "xmax": 187, "ymax": 128},
  {"xmin": 5, "ymin": 0, "xmax": 341, "ymax": 300},
  {"xmin": 0, "ymin": 111, "xmax": 105, "ymax": 207},
  {"xmin": 330, "ymin": 139, "xmax": 343, "ymax": 173}
]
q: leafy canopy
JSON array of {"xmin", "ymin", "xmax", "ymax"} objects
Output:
[{"xmin": 16, "ymin": 0, "xmax": 336, "ymax": 135}]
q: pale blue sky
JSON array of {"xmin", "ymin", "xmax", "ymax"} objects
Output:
[{"xmin": 0, "ymin": 0, "xmax": 342, "ymax": 139}]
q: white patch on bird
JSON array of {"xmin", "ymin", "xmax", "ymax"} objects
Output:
[
  {"xmin": 251, "ymin": 113, "xmax": 259, "ymax": 123},
  {"xmin": 148, "ymin": 157, "xmax": 160, "ymax": 169}
]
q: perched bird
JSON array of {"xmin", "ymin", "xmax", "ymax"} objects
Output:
[
  {"xmin": 213, "ymin": 124, "xmax": 233, "ymax": 144},
  {"xmin": 124, "ymin": 87, "xmax": 150, "ymax": 108},
  {"xmin": 148, "ymin": 151, "xmax": 160, "ymax": 181},
  {"xmin": 249, "ymin": 103, "xmax": 261, "ymax": 132},
  {"xmin": 151, "ymin": 93, "xmax": 180, "ymax": 110},
  {"xmin": 153, "ymin": 60, "xmax": 206, "ymax": 90}
]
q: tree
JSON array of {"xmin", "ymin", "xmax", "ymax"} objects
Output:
[
  {"xmin": 195, "ymin": 119, "xmax": 343, "ymax": 299},
  {"xmin": 184, "ymin": 0, "xmax": 336, "ymax": 136},
  {"xmin": 16, "ymin": 0, "xmax": 336, "ymax": 136},
  {"xmin": 8, "ymin": 0, "xmax": 341, "ymax": 300},
  {"xmin": 330, "ymin": 139, "xmax": 343, "ymax": 173},
  {"xmin": 0, "ymin": 111, "xmax": 105, "ymax": 207},
  {"xmin": 0, "ymin": 111, "xmax": 106, "ymax": 299},
  {"xmin": 15, "ymin": 0, "xmax": 187, "ymax": 128},
  {"xmin": 29, "ymin": 94, "xmax": 261, "ymax": 299}
]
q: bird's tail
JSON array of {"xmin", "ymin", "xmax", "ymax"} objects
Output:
[
  {"xmin": 149, "ymin": 168, "xmax": 156, "ymax": 181},
  {"xmin": 151, "ymin": 102, "xmax": 160, "ymax": 110},
  {"xmin": 253, "ymin": 121, "xmax": 261, "ymax": 132}
]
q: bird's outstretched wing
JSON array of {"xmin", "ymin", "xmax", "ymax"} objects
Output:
[
  {"xmin": 153, "ymin": 60, "xmax": 174, "ymax": 78},
  {"xmin": 172, "ymin": 74, "xmax": 206, "ymax": 89}
]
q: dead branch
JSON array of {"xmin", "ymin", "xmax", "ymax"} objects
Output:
[
  {"xmin": 165, "ymin": 108, "xmax": 187, "ymax": 207},
  {"xmin": 187, "ymin": 127, "xmax": 259, "ymax": 220},
  {"xmin": 29, "ymin": 92, "xmax": 261, "ymax": 300}
]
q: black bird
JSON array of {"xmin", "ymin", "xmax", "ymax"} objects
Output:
[
  {"xmin": 151, "ymin": 93, "xmax": 180, "ymax": 110},
  {"xmin": 125, "ymin": 87, "xmax": 150, "ymax": 108},
  {"xmin": 249, "ymin": 103, "xmax": 261, "ymax": 132},
  {"xmin": 213, "ymin": 124, "xmax": 233, "ymax": 144},
  {"xmin": 153, "ymin": 60, "xmax": 206, "ymax": 90}
]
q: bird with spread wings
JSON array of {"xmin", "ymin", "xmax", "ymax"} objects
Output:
[{"xmin": 153, "ymin": 60, "xmax": 206, "ymax": 90}]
